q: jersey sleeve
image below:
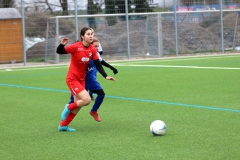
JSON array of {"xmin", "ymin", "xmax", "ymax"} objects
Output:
[
  {"xmin": 64, "ymin": 44, "xmax": 75, "ymax": 54},
  {"xmin": 92, "ymin": 46, "xmax": 99, "ymax": 60}
]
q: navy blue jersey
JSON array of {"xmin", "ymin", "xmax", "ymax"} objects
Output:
[{"xmin": 85, "ymin": 53, "xmax": 102, "ymax": 91}]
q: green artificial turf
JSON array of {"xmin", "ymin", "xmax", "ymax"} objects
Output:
[{"xmin": 0, "ymin": 54, "xmax": 239, "ymax": 159}]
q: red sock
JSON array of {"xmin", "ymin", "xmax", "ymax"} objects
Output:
[
  {"xmin": 60, "ymin": 112, "xmax": 76, "ymax": 126},
  {"xmin": 68, "ymin": 102, "xmax": 78, "ymax": 110}
]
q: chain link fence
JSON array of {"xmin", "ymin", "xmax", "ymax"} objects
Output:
[{"xmin": 0, "ymin": 0, "xmax": 240, "ymax": 65}]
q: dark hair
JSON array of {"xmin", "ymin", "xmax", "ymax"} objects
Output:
[{"xmin": 80, "ymin": 27, "xmax": 91, "ymax": 41}]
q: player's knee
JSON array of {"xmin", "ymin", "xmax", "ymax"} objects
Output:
[{"xmin": 83, "ymin": 97, "xmax": 91, "ymax": 106}]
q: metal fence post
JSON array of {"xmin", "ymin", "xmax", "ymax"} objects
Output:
[
  {"xmin": 220, "ymin": 0, "xmax": 225, "ymax": 54},
  {"xmin": 55, "ymin": 17, "xmax": 59, "ymax": 64},
  {"xmin": 45, "ymin": 19, "xmax": 49, "ymax": 61},
  {"xmin": 74, "ymin": 0, "xmax": 79, "ymax": 40},
  {"xmin": 125, "ymin": 0, "xmax": 130, "ymax": 59},
  {"xmin": 174, "ymin": 0, "xmax": 179, "ymax": 56},
  {"xmin": 158, "ymin": 13, "xmax": 163, "ymax": 57},
  {"xmin": 21, "ymin": 0, "xmax": 26, "ymax": 66}
]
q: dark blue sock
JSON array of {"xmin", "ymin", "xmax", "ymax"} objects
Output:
[
  {"xmin": 68, "ymin": 94, "xmax": 74, "ymax": 104},
  {"xmin": 91, "ymin": 94, "xmax": 105, "ymax": 112}
]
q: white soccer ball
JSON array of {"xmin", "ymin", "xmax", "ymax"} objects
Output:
[{"xmin": 150, "ymin": 120, "xmax": 166, "ymax": 136}]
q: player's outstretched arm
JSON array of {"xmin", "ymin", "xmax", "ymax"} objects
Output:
[
  {"xmin": 101, "ymin": 60, "xmax": 118, "ymax": 75},
  {"xmin": 56, "ymin": 38, "xmax": 69, "ymax": 54},
  {"xmin": 93, "ymin": 60, "xmax": 115, "ymax": 81}
]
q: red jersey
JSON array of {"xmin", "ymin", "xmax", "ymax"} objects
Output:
[{"xmin": 65, "ymin": 41, "xmax": 99, "ymax": 82}]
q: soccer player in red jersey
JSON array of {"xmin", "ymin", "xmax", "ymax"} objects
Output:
[
  {"xmin": 56, "ymin": 27, "xmax": 115, "ymax": 132},
  {"xmin": 68, "ymin": 37, "xmax": 118, "ymax": 122}
]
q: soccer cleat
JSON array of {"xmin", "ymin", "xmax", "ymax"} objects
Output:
[
  {"xmin": 61, "ymin": 104, "xmax": 70, "ymax": 120},
  {"xmin": 90, "ymin": 111, "xmax": 101, "ymax": 122},
  {"xmin": 58, "ymin": 125, "xmax": 76, "ymax": 132}
]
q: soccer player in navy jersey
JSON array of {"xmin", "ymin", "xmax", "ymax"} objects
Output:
[
  {"xmin": 56, "ymin": 27, "xmax": 115, "ymax": 132},
  {"xmin": 89, "ymin": 28, "xmax": 103, "ymax": 100},
  {"xmin": 68, "ymin": 37, "xmax": 118, "ymax": 122},
  {"xmin": 89, "ymin": 42, "xmax": 103, "ymax": 100}
]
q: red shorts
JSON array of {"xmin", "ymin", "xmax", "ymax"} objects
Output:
[{"xmin": 66, "ymin": 73, "xmax": 85, "ymax": 95}]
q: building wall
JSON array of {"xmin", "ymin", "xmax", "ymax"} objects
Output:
[{"xmin": 0, "ymin": 19, "xmax": 23, "ymax": 63}]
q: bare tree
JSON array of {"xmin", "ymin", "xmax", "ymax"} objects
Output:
[
  {"xmin": 17, "ymin": 0, "xmax": 68, "ymax": 15},
  {"xmin": 28, "ymin": 0, "xmax": 69, "ymax": 15},
  {"xmin": 44, "ymin": 0, "xmax": 53, "ymax": 13},
  {"xmin": 87, "ymin": 0, "xmax": 102, "ymax": 29},
  {"xmin": 59, "ymin": 0, "xmax": 68, "ymax": 15},
  {"xmin": 105, "ymin": 0, "xmax": 117, "ymax": 26}
]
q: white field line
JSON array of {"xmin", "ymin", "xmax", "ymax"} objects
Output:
[
  {"xmin": 113, "ymin": 54, "xmax": 240, "ymax": 65},
  {"xmin": 113, "ymin": 64, "xmax": 240, "ymax": 70},
  {"xmin": 1, "ymin": 63, "xmax": 239, "ymax": 72},
  {"xmin": 0, "ymin": 53, "xmax": 239, "ymax": 72},
  {"xmin": 0, "ymin": 65, "xmax": 68, "ymax": 72}
]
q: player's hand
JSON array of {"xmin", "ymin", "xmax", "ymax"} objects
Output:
[
  {"xmin": 106, "ymin": 76, "xmax": 115, "ymax": 81},
  {"xmin": 112, "ymin": 68, "xmax": 118, "ymax": 75},
  {"xmin": 61, "ymin": 38, "xmax": 69, "ymax": 45}
]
